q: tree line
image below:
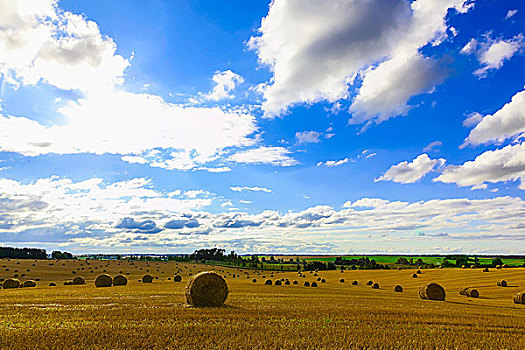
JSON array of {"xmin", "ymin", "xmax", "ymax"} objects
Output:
[{"xmin": 0, "ymin": 247, "xmax": 75, "ymax": 260}]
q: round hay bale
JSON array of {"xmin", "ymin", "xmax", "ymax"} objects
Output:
[
  {"xmin": 394, "ymin": 285, "xmax": 403, "ymax": 292},
  {"xmin": 321, "ymin": 278, "xmax": 326, "ymax": 283},
  {"xmin": 311, "ymin": 282, "xmax": 318, "ymax": 287},
  {"xmin": 3, "ymin": 278, "xmax": 20, "ymax": 289},
  {"xmin": 304, "ymin": 281, "xmax": 310, "ymax": 287},
  {"xmin": 22, "ymin": 280, "xmax": 36, "ymax": 288},
  {"xmin": 459, "ymin": 287, "xmax": 469, "ymax": 295},
  {"xmin": 483, "ymin": 268, "xmax": 489, "ymax": 272},
  {"xmin": 49, "ymin": 282, "xmax": 56, "ymax": 287},
  {"xmin": 317, "ymin": 277, "xmax": 321, "ymax": 281},
  {"xmin": 438, "ymin": 265, "xmax": 443, "ymax": 269},
  {"xmin": 412, "ymin": 273, "xmax": 418, "ymax": 278},
  {"xmin": 95, "ymin": 274, "xmax": 113, "ymax": 287},
  {"xmin": 513, "ymin": 291, "xmax": 525, "ymax": 304},
  {"xmin": 502, "ymin": 264, "xmax": 508, "ymax": 268},
  {"xmin": 142, "ymin": 275, "xmax": 153, "ymax": 283},
  {"xmin": 113, "ymin": 275, "xmax": 128, "ymax": 286},
  {"xmin": 497, "ymin": 280, "xmax": 507, "ymax": 287},
  {"xmin": 252, "ymin": 278, "xmax": 257, "ymax": 283},
  {"xmin": 275, "ymin": 280, "xmax": 282, "ymax": 285},
  {"xmin": 496, "ymin": 265, "xmax": 502, "ymax": 270},
  {"xmin": 340, "ymin": 278, "xmax": 345, "ymax": 283},
  {"xmin": 72, "ymin": 276, "xmax": 85, "ymax": 285},
  {"xmin": 466, "ymin": 288, "xmax": 479, "ymax": 298},
  {"xmin": 173, "ymin": 275, "xmax": 182, "ymax": 282},
  {"xmin": 416, "ymin": 270, "xmax": 422, "ymax": 274},
  {"xmin": 284, "ymin": 280, "xmax": 290, "ymax": 285},
  {"xmin": 293, "ymin": 280, "xmax": 298, "ymax": 285},
  {"xmin": 352, "ymin": 280, "xmax": 358, "ymax": 285},
  {"xmin": 372, "ymin": 283, "xmax": 379, "ymax": 289},
  {"xmin": 366, "ymin": 280, "xmax": 373, "ymax": 286},
  {"xmin": 185, "ymin": 271, "xmax": 228, "ymax": 307},
  {"xmin": 265, "ymin": 279, "xmax": 272, "ymax": 285},
  {"xmin": 461, "ymin": 265, "xmax": 466, "ymax": 269},
  {"xmin": 419, "ymin": 283, "xmax": 446, "ymax": 301}
]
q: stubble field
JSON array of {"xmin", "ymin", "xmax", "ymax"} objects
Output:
[{"xmin": 0, "ymin": 259, "xmax": 524, "ymax": 349}]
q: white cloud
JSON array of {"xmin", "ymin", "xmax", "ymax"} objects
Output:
[
  {"xmin": 295, "ymin": 131, "xmax": 321, "ymax": 144},
  {"xmin": 422, "ymin": 140, "xmax": 442, "ymax": 152},
  {"xmin": 0, "ymin": 1, "xmax": 281, "ymax": 172},
  {"xmin": 0, "ymin": 0, "xmax": 129, "ymax": 92},
  {"xmin": 436, "ymin": 142, "xmax": 525, "ymax": 190},
  {"xmin": 376, "ymin": 153, "xmax": 445, "ymax": 183},
  {"xmin": 464, "ymin": 34, "xmax": 525, "ymax": 78},
  {"xmin": 462, "ymin": 112, "xmax": 483, "ymax": 127},
  {"xmin": 0, "ymin": 90, "xmax": 258, "ymax": 170},
  {"xmin": 505, "ymin": 9, "xmax": 518, "ymax": 20},
  {"xmin": 3, "ymin": 175, "xmax": 525, "ymax": 253},
  {"xmin": 460, "ymin": 38, "xmax": 477, "ymax": 54},
  {"xmin": 350, "ymin": 52, "xmax": 447, "ymax": 124},
  {"xmin": 317, "ymin": 158, "xmax": 349, "ymax": 167},
  {"xmin": 464, "ymin": 89, "xmax": 525, "ymax": 146},
  {"xmin": 230, "ymin": 186, "xmax": 272, "ymax": 193},
  {"xmin": 195, "ymin": 166, "xmax": 232, "ymax": 173},
  {"xmin": 249, "ymin": 0, "xmax": 472, "ymax": 121},
  {"xmin": 228, "ymin": 146, "xmax": 298, "ymax": 167},
  {"xmin": 205, "ymin": 70, "xmax": 244, "ymax": 101}
]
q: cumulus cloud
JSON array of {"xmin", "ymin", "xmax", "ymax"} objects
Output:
[
  {"xmin": 230, "ymin": 186, "xmax": 272, "ymax": 193},
  {"xmin": 0, "ymin": 91, "xmax": 258, "ymax": 169},
  {"xmin": 0, "ymin": 1, "xmax": 297, "ymax": 172},
  {"xmin": 436, "ymin": 142, "xmax": 525, "ymax": 190},
  {"xmin": 462, "ymin": 34, "xmax": 525, "ymax": 78},
  {"xmin": 205, "ymin": 70, "xmax": 244, "ymax": 101},
  {"xmin": 227, "ymin": 146, "xmax": 298, "ymax": 166},
  {"xmin": 0, "ymin": 0, "xmax": 129, "ymax": 92},
  {"xmin": 349, "ymin": 52, "xmax": 447, "ymax": 124},
  {"xmin": 464, "ymin": 89, "xmax": 525, "ymax": 146},
  {"xmin": 3, "ymin": 175, "xmax": 525, "ymax": 253},
  {"xmin": 249, "ymin": 0, "xmax": 472, "ymax": 122},
  {"xmin": 295, "ymin": 131, "xmax": 321, "ymax": 144},
  {"xmin": 376, "ymin": 153, "xmax": 445, "ymax": 183}
]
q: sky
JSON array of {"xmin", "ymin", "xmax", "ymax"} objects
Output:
[{"xmin": 0, "ymin": 0, "xmax": 525, "ymax": 255}]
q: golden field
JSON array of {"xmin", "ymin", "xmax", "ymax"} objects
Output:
[{"xmin": 0, "ymin": 259, "xmax": 524, "ymax": 349}]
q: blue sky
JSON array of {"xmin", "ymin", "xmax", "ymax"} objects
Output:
[{"xmin": 1, "ymin": 0, "xmax": 525, "ymax": 255}]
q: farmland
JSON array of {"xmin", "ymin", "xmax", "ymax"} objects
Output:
[{"xmin": 0, "ymin": 259, "xmax": 524, "ymax": 349}]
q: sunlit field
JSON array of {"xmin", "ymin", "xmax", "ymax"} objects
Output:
[{"xmin": 0, "ymin": 259, "xmax": 524, "ymax": 349}]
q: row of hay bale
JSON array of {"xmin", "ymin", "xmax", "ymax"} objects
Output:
[
  {"xmin": 0, "ymin": 279, "xmax": 37, "ymax": 289},
  {"xmin": 459, "ymin": 287, "xmax": 479, "ymax": 298},
  {"xmin": 94, "ymin": 274, "xmax": 128, "ymax": 287}
]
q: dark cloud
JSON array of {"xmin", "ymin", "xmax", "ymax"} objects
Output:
[
  {"xmin": 164, "ymin": 218, "xmax": 200, "ymax": 229},
  {"xmin": 116, "ymin": 217, "xmax": 162, "ymax": 234}
]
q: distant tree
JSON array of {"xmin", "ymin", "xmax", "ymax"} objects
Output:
[
  {"xmin": 455, "ymin": 257, "xmax": 469, "ymax": 267},
  {"xmin": 0, "ymin": 247, "xmax": 47, "ymax": 259},
  {"xmin": 492, "ymin": 258, "xmax": 503, "ymax": 267},
  {"xmin": 396, "ymin": 257, "xmax": 409, "ymax": 265},
  {"xmin": 51, "ymin": 251, "xmax": 74, "ymax": 259}
]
